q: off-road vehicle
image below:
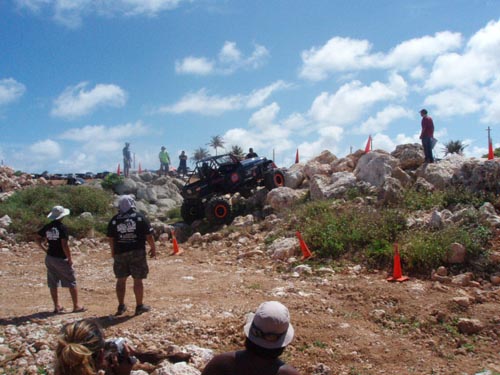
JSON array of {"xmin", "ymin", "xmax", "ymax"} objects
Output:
[{"xmin": 180, "ymin": 154, "xmax": 285, "ymax": 224}]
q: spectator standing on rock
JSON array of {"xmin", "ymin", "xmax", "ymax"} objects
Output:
[
  {"xmin": 158, "ymin": 146, "xmax": 170, "ymax": 176},
  {"xmin": 201, "ymin": 301, "xmax": 301, "ymax": 375},
  {"xmin": 107, "ymin": 195, "xmax": 156, "ymax": 316},
  {"xmin": 36, "ymin": 205, "xmax": 86, "ymax": 314},
  {"xmin": 246, "ymin": 148, "xmax": 258, "ymax": 159},
  {"xmin": 122, "ymin": 142, "xmax": 132, "ymax": 177},
  {"xmin": 419, "ymin": 109, "xmax": 435, "ymax": 163},
  {"xmin": 178, "ymin": 150, "xmax": 188, "ymax": 177},
  {"xmin": 55, "ymin": 319, "xmax": 135, "ymax": 375}
]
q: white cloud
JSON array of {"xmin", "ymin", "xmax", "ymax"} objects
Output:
[
  {"xmin": 176, "ymin": 41, "xmax": 270, "ymax": 76},
  {"xmin": 300, "ymin": 37, "xmax": 374, "ymax": 81},
  {"xmin": 482, "ymin": 77, "xmax": 500, "ymax": 124},
  {"xmin": 175, "ymin": 57, "xmax": 215, "ymax": 75},
  {"xmin": 15, "ymin": 0, "xmax": 186, "ymax": 27},
  {"xmin": 14, "ymin": 0, "xmax": 51, "ymax": 12},
  {"xmin": 371, "ymin": 133, "xmax": 396, "ymax": 152},
  {"xmin": 358, "ymin": 105, "xmax": 413, "ymax": 134},
  {"xmin": 299, "ymin": 32, "xmax": 461, "ymax": 81},
  {"xmin": 28, "ymin": 139, "xmax": 62, "ymax": 159},
  {"xmin": 425, "ymin": 19, "xmax": 500, "ymax": 90},
  {"xmin": 59, "ymin": 122, "xmax": 149, "ymax": 151},
  {"xmin": 51, "ymin": 82, "xmax": 127, "ymax": 119},
  {"xmin": 158, "ymin": 80, "xmax": 289, "ymax": 115},
  {"xmin": 308, "ymin": 73, "xmax": 408, "ymax": 126},
  {"xmin": 218, "ymin": 41, "xmax": 242, "ymax": 63},
  {"xmin": 0, "ymin": 78, "xmax": 26, "ymax": 106},
  {"xmin": 382, "ymin": 31, "xmax": 462, "ymax": 69},
  {"xmin": 249, "ymin": 102, "xmax": 280, "ymax": 129},
  {"xmin": 424, "ymin": 88, "xmax": 482, "ymax": 117}
]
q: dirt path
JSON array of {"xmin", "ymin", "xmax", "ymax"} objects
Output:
[{"xmin": 1, "ymin": 236, "xmax": 499, "ymax": 375}]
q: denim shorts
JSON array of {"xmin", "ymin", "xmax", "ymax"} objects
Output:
[
  {"xmin": 45, "ymin": 255, "xmax": 77, "ymax": 288},
  {"xmin": 113, "ymin": 250, "xmax": 148, "ymax": 279}
]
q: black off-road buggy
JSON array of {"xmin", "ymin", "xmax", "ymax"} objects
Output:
[{"xmin": 180, "ymin": 154, "xmax": 285, "ymax": 224}]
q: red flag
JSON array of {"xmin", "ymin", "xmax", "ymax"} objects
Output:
[
  {"xmin": 364, "ymin": 135, "xmax": 372, "ymax": 153},
  {"xmin": 295, "ymin": 148, "xmax": 299, "ymax": 164},
  {"xmin": 488, "ymin": 139, "xmax": 494, "ymax": 160},
  {"xmin": 117, "ymin": 163, "xmax": 121, "ymax": 175}
]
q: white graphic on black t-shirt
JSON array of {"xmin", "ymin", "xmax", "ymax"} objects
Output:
[
  {"xmin": 46, "ymin": 227, "xmax": 60, "ymax": 241},
  {"xmin": 116, "ymin": 219, "xmax": 138, "ymax": 242}
]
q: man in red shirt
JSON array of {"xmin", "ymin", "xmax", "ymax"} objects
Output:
[{"xmin": 420, "ymin": 109, "xmax": 435, "ymax": 163}]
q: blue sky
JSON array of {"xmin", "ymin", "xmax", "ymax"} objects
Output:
[{"xmin": 1, "ymin": 0, "xmax": 500, "ymax": 174}]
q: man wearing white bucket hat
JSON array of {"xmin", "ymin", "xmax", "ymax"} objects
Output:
[
  {"xmin": 201, "ymin": 301, "xmax": 301, "ymax": 375},
  {"xmin": 36, "ymin": 205, "xmax": 86, "ymax": 314}
]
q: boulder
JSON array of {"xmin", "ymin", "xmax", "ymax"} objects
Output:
[
  {"xmin": 284, "ymin": 164, "xmax": 306, "ymax": 189},
  {"xmin": 310, "ymin": 172, "xmax": 357, "ymax": 200},
  {"xmin": 416, "ymin": 154, "xmax": 465, "ymax": 189},
  {"xmin": 331, "ymin": 150, "xmax": 364, "ymax": 173},
  {"xmin": 114, "ymin": 178, "xmax": 138, "ymax": 195},
  {"xmin": 391, "ymin": 143, "xmax": 425, "ymax": 170},
  {"xmin": 0, "ymin": 215, "xmax": 12, "ymax": 229},
  {"xmin": 354, "ymin": 151, "xmax": 398, "ymax": 188},
  {"xmin": 457, "ymin": 318, "xmax": 484, "ymax": 334},
  {"xmin": 266, "ymin": 187, "xmax": 305, "ymax": 211},
  {"xmin": 377, "ymin": 177, "xmax": 404, "ymax": 205},
  {"xmin": 268, "ymin": 237, "xmax": 299, "ymax": 261}
]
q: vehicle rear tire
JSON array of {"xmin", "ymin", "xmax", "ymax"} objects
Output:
[
  {"xmin": 205, "ymin": 197, "xmax": 232, "ymax": 225},
  {"xmin": 181, "ymin": 201, "xmax": 205, "ymax": 224},
  {"xmin": 264, "ymin": 170, "xmax": 285, "ymax": 190}
]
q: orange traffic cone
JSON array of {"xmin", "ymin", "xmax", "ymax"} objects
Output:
[
  {"xmin": 387, "ymin": 243, "xmax": 409, "ymax": 282},
  {"xmin": 117, "ymin": 163, "xmax": 121, "ymax": 175},
  {"xmin": 295, "ymin": 231, "xmax": 313, "ymax": 260},
  {"xmin": 364, "ymin": 135, "xmax": 372, "ymax": 153},
  {"xmin": 171, "ymin": 231, "xmax": 183, "ymax": 255}
]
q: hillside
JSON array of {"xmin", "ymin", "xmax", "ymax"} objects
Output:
[{"xmin": 1, "ymin": 146, "xmax": 500, "ymax": 374}]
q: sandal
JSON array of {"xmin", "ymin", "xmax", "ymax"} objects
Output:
[
  {"xmin": 73, "ymin": 306, "xmax": 87, "ymax": 313},
  {"xmin": 53, "ymin": 307, "xmax": 65, "ymax": 314}
]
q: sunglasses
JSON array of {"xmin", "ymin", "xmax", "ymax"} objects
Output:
[{"xmin": 250, "ymin": 323, "xmax": 286, "ymax": 342}]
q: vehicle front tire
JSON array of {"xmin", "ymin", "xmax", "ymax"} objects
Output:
[
  {"xmin": 181, "ymin": 201, "xmax": 205, "ymax": 224},
  {"xmin": 264, "ymin": 169, "xmax": 285, "ymax": 190},
  {"xmin": 205, "ymin": 197, "xmax": 232, "ymax": 225}
]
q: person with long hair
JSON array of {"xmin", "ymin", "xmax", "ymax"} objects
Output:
[{"xmin": 55, "ymin": 319, "xmax": 134, "ymax": 375}]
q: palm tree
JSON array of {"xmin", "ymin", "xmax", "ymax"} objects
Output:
[
  {"xmin": 230, "ymin": 145, "xmax": 245, "ymax": 159},
  {"xmin": 207, "ymin": 135, "xmax": 225, "ymax": 155},
  {"xmin": 442, "ymin": 140, "xmax": 467, "ymax": 156},
  {"xmin": 192, "ymin": 147, "xmax": 210, "ymax": 162}
]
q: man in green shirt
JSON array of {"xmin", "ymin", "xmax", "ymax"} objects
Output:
[{"xmin": 159, "ymin": 146, "xmax": 170, "ymax": 176}]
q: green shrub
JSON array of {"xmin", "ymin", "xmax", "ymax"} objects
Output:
[
  {"xmin": 400, "ymin": 223, "xmax": 491, "ymax": 272},
  {"xmin": 101, "ymin": 173, "xmax": 124, "ymax": 190},
  {"xmin": 442, "ymin": 186, "xmax": 495, "ymax": 209},
  {"xmin": 402, "ymin": 188, "xmax": 445, "ymax": 211},
  {"xmin": 0, "ymin": 185, "xmax": 114, "ymax": 240},
  {"xmin": 297, "ymin": 200, "xmax": 406, "ymax": 259}
]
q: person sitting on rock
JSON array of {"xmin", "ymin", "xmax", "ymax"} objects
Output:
[{"xmin": 201, "ymin": 301, "xmax": 301, "ymax": 375}]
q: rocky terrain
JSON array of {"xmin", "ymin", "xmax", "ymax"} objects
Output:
[{"xmin": 1, "ymin": 145, "xmax": 500, "ymax": 375}]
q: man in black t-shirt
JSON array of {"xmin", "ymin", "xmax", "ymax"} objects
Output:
[
  {"xmin": 107, "ymin": 195, "xmax": 156, "ymax": 316},
  {"xmin": 36, "ymin": 205, "xmax": 85, "ymax": 314},
  {"xmin": 246, "ymin": 148, "xmax": 258, "ymax": 159}
]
